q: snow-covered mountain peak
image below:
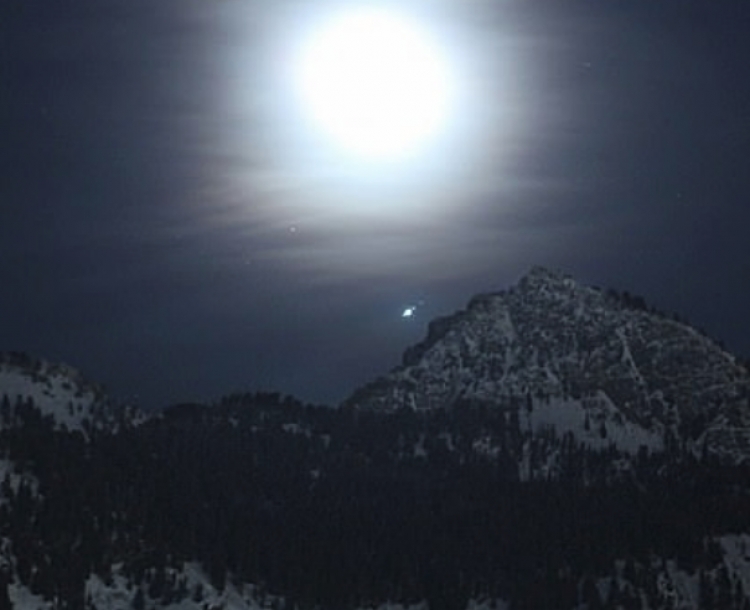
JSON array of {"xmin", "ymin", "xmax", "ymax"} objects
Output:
[{"xmin": 349, "ymin": 269, "xmax": 750, "ymax": 462}]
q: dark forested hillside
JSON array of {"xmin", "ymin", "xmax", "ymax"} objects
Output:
[{"xmin": 2, "ymin": 391, "xmax": 750, "ymax": 609}]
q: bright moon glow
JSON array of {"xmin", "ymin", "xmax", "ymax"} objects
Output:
[
  {"xmin": 402, "ymin": 306, "xmax": 416, "ymax": 318},
  {"xmin": 294, "ymin": 7, "xmax": 454, "ymax": 160}
]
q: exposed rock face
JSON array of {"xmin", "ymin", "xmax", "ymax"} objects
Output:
[{"xmin": 348, "ymin": 267, "xmax": 750, "ymax": 461}]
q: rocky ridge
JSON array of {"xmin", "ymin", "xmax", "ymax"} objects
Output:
[{"xmin": 348, "ymin": 267, "xmax": 750, "ymax": 462}]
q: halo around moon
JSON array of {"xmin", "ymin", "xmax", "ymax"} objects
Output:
[{"xmin": 292, "ymin": 6, "xmax": 455, "ymax": 161}]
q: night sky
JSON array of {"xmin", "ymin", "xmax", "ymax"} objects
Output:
[{"xmin": 2, "ymin": 0, "xmax": 749, "ymax": 409}]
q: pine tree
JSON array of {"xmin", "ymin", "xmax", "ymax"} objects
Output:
[
  {"xmin": 132, "ymin": 588, "xmax": 145, "ymax": 610},
  {"xmin": 605, "ymin": 575, "xmax": 621, "ymax": 608},
  {"xmin": 0, "ymin": 571, "xmax": 11, "ymax": 610},
  {"xmin": 193, "ymin": 583, "xmax": 204, "ymax": 603},
  {"xmin": 699, "ymin": 570, "xmax": 715, "ymax": 610},
  {"xmin": 734, "ymin": 579, "xmax": 745, "ymax": 609},
  {"xmin": 715, "ymin": 565, "xmax": 732, "ymax": 609},
  {"xmin": 0, "ymin": 394, "xmax": 10, "ymax": 426},
  {"xmin": 580, "ymin": 575, "xmax": 603, "ymax": 610}
]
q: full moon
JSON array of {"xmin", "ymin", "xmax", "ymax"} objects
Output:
[{"xmin": 293, "ymin": 7, "xmax": 454, "ymax": 161}]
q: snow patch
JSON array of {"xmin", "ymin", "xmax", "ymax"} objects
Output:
[
  {"xmin": 0, "ymin": 362, "xmax": 100, "ymax": 433},
  {"xmin": 525, "ymin": 395, "xmax": 663, "ymax": 454}
]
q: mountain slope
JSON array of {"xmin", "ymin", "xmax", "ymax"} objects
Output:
[
  {"xmin": 348, "ymin": 267, "xmax": 750, "ymax": 461},
  {"xmin": 0, "ymin": 352, "xmax": 141, "ymax": 434}
]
